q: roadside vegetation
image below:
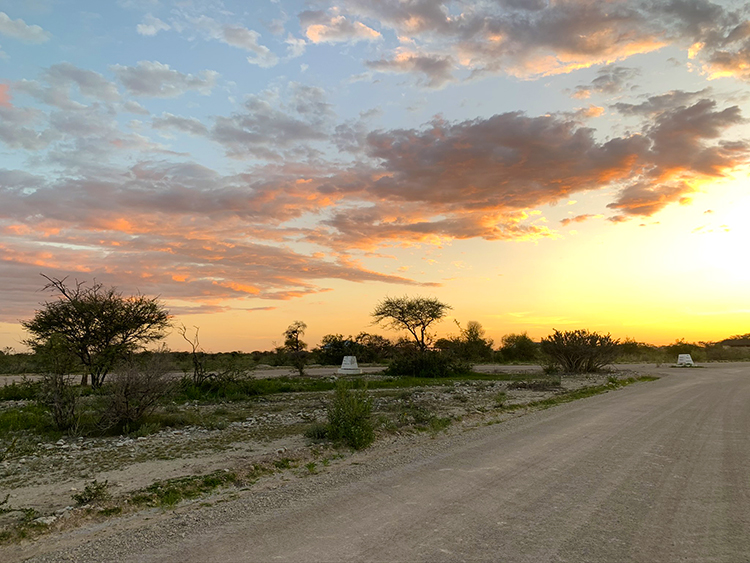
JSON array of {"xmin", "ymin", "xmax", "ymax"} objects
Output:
[{"xmin": 0, "ymin": 281, "xmax": 745, "ymax": 545}]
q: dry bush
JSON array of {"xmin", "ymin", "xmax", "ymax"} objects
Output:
[{"xmin": 98, "ymin": 352, "xmax": 174, "ymax": 430}]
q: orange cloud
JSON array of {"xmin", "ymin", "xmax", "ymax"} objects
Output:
[{"xmin": 0, "ymin": 84, "xmax": 11, "ymax": 107}]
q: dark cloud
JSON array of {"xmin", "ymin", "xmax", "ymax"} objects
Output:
[
  {"xmin": 360, "ymin": 112, "xmax": 647, "ymax": 210},
  {"xmin": 607, "ymin": 94, "xmax": 748, "ymax": 218},
  {"xmin": 366, "ymin": 52, "xmax": 455, "ymax": 88}
]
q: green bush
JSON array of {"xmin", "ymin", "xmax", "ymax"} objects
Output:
[
  {"xmin": 0, "ymin": 379, "xmax": 39, "ymax": 401},
  {"xmin": 304, "ymin": 422, "xmax": 330, "ymax": 440},
  {"xmin": 327, "ymin": 382, "xmax": 374, "ymax": 450},
  {"xmin": 540, "ymin": 329, "xmax": 620, "ymax": 373},
  {"xmin": 73, "ymin": 480, "xmax": 111, "ymax": 506},
  {"xmin": 386, "ymin": 349, "xmax": 471, "ymax": 378},
  {"xmin": 500, "ymin": 332, "xmax": 539, "ymax": 362}
]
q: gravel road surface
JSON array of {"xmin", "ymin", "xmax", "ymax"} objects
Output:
[{"xmin": 21, "ymin": 363, "xmax": 750, "ymax": 562}]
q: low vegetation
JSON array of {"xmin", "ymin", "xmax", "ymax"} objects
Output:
[
  {"xmin": 0, "ymin": 363, "xmax": 660, "ymax": 545},
  {"xmin": 0, "ymin": 283, "xmax": 744, "ymax": 545},
  {"xmin": 326, "ymin": 381, "xmax": 374, "ymax": 450}
]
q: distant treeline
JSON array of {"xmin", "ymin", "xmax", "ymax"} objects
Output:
[{"xmin": 1, "ymin": 332, "xmax": 748, "ymax": 375}]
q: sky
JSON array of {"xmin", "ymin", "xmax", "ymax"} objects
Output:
[{"xmin": 0, "ymin": 0, "xmax": 749, "ymax": 352}]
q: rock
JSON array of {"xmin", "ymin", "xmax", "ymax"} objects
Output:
[{"xmin": 34, "ymin": 515, "xmax": 57, "ymax": 525}]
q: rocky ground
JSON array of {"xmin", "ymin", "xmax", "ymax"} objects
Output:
[{"xmin": 0, "ymin": 365, "xmax": 655, "ymax": 560}]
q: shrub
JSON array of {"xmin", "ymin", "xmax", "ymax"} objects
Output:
[
  {"xmin": 304, "ymin": 422, "xmax": 330, "ymax": 440},
  {"xmin": 73, "ymin": 479, "xmax": 111, "ymax": 505},
  {"xmin": 0, "ymin": 379, "xmax": 39, "ymax": 401},
  {"xmin": 500, "ymin": 332, "xmax": 539, "ymax": 362},
  {"xmin": 97, "ymin": 352, "xmax": 174, "ymax": 431},
  {"xmin": 31, "ymin": 333, "xmax": 82, "ymax": 431},
  {"xmin": 386, "ymin": 349, "xmax": 471, "ymax": 378},
  {"xmin": 540, "ymin": 329, "xmax": 620, "ymax": 373},
  {"xmin": 37, "ymin": 374, "xmax": 81, "ymax": 431},
  {"xmin": 327, "ymin": 382, "xmax": 374, "ymax": 450}
]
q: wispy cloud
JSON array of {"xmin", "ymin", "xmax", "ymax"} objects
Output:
[{"xmin": 0, "ymin": 11, "xmax": 51, "ymax": 43}]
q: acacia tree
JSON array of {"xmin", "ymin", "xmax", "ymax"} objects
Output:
[
  {"xmin": 283, "ymin": 321, "xmax": 308, "ymax": 376},
  {"xmin": 371, "ymin": 296, "xmax": 451, "ymax": 352},
  {"xmin": 22, "ymin": 275, "xmax": 171, "ymax": 388}
]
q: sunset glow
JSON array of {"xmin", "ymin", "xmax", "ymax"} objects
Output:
[{"xmin": 0, "ymin": 1, "xmax": 749, "ymax": 352}]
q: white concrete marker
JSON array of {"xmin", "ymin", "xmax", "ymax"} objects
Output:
[
  {"xmin": 677, "ymin": 354, "xmax": 695, "ymax": 366},
  {"xmin": 337, "ymin": 355, "xmax": 363, "ymax": 375}
]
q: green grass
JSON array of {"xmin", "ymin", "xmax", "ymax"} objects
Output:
[
  {"xmin": 173, "ymin": 371, "xmax": 551, "ymax": 403},
  {"xmin": 130, "ymin": 471, "xmax": 240, "ymax": 508},
  {"xmin": 503, "ymin": 376, "xmax": 658, "ymax": 412},
  {"xmin": 0, "ymin": 403, "xmax": 56, "ymax": 435}
]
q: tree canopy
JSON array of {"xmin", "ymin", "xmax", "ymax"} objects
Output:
[
  {"xmin": 371, "ymin": 296, "xmax": 451, "ymax": 352},
  {"xmin": 283, "ymin": 320, "xmax": 308, "ymax": 376},
  {"xmin": 22, "ymin": 276, "xmax": 171, "ymax": 387}
]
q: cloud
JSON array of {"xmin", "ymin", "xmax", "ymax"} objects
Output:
[
  {"xmin": 607, "ymin": 93, "xmax": 748, "ymax": 218},
  {"xmin": 0, "ymin": 83, "xmax": 10, "ymax": 107},
  {"xmin": 44, "ymin": 63, "xmax": 120, "ymax": 102},
  {"xmin": 0, "ymin": 159, "xmax": 433, "ymax": 321},
  {"xmin": 111, "ymin": 61, "xmax": 218, "ymax": 98},
  {"xmin": 339, "ymin": 0, "xmax": 667, "ymax": 79},
  {"xmin": 0, "ymin": 105, "xmax": 54, "ymax": 150},
  {"xmin": 366, "ymin": 51, "xmax": 455, "ymax": 88},
  {"xmin": 284, "ymin": 34, "xmax": 306, "ymax": 58},
  {"xmin": 560, "ymin": 214, "xmax": 596, "ymax": 226},
  {"xmin": 0, "ymin": 11, "xmax": 51, "ymax": 43},
  {"xmin": 300, "ymin": 11, "xmax": 381, "ymax": 44},
  {"xmin": 122, "ymin": 100, "xmax": 150, "ymax": 115},
  {"xmin": 152, "ymin": 112, "xmax": 209, "ymax": 136},
  {"xmin": 333, "ymin": 0, "xmax": 750, "ymax": 84},
  {"xmin": 210, "ymin": 83, "xmax": 335, "ymax": 160},
  {"xmin": 136, "ymin": 13, "xmax": 170, "ymax": 36},
  {"xmin": 190, "ymin": 15, "xmax": 278, "ymax": 67},
  {"xmin": 571, "ymin": 65, "xmax": 640, "ymax": 99}
]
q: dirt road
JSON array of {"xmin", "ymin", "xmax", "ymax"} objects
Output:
[{"xmin": 24, "ymin": 363, "xmax": 750, "ymax": 562}]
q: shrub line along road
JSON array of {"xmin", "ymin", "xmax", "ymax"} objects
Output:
[{"xmin": 24, "ymin": 363, "xmax": 750, "ymax": 562}]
